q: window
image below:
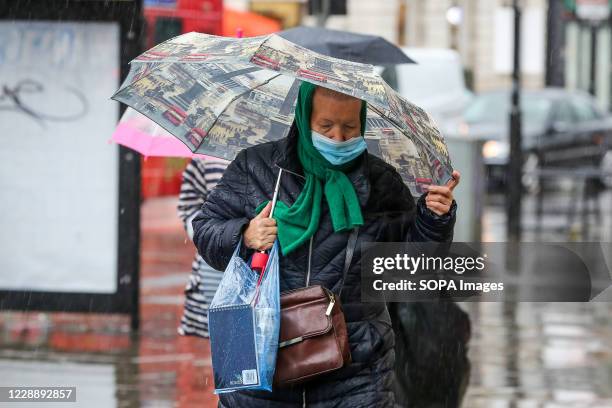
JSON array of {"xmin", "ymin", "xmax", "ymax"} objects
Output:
[
  {"xmin": 570, "ymin": 97, "xmax": 601, "ymax": 122},
  {"xmin": 464, "ymin": 93, "xmax": 553, "ymax": 128},
  {"xmin": 552, "ymin": 101, "xmax": 575, "ymax": 124}
]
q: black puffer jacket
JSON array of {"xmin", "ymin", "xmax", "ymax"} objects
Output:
[{"xmin": 192, "ymin": 124, "xmax": 457, "ymax": 408}]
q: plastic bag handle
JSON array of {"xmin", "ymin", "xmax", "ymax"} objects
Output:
[{"xmin": 251, "ymin": 240, "xmax": 278, "ymax": 306}]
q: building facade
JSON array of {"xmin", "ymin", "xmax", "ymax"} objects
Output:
[
  {"xmin": 228, "ymin": 0, "xmax": 610, "ymax": 111},
  {"xmin": 402, "ymin": 0, "xmax": 548, "ymax": 92},
  {"xmin": 560, "ymin": 2, "xmax": 611, "ymax": 111}
]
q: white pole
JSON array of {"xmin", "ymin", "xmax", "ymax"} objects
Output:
[{"xmin": 270, "ymin": 168, "xmax": 283, "ymax": 218}]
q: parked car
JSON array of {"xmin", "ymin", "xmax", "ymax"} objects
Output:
[
  {"xmin": 462, "ymin": 88, "xmax": 612, "ymax": 191},
  {"xmin": 380, "ymin": 48, "xmax": 473, "ymax": 137}
]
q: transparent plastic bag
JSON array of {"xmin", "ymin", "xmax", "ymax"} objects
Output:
[{"xmin": 208, "ymin": 239, "xmax": 280, "ymax": 394}]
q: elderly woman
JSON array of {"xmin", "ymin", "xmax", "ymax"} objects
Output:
[{"xmin": 192, "ymin": 82, "xmax": 459, "ymax": 407}]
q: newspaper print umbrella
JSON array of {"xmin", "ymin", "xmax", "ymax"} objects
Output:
[{"xmin": 111, "ymin": 32, "xmax": 453, "ymax": 196}]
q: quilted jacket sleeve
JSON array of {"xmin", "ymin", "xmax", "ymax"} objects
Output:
[
  {"xmin": 191, "ymin": 149, "xmax": 251, "ymax": 271},
  {"xmin": 382, "ymin": 169, "xmax": 457, "ymax": 243},
  {"xmin": 410, "ymin": 193, "xmax": 457, "ymax": 243}
]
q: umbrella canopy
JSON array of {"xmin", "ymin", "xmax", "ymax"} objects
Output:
[
  {"xmin": 111, "ymin": 32, "xmax": 452, "ymax": 196},
  {"xmin": 111, "ymin": 107, "xmax": 220, "ymax": 159},
  {"xmin": 278, "ymin": 26, "xmax": 414, "ymax": 65}
]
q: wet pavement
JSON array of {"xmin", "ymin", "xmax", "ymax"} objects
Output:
[
  {"xmin": 462, "ymin": 301, "xmax": 612, "ymax": 407},
  {"xmin": 1, "ymin": 190, "xmax": 611, "ymax": 407},
  {"xmin": 0, "ymin": 197, "xmax": 217, "ymax": 407},
  {"xmin": 464, "ymin": 188, "xmax": 612, "ymax": 407},
  {"xmin": 482, "ymin": 188, "xmax": 612, "ymax": 243}
]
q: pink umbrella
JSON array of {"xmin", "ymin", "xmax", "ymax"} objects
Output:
[{"xmin": 111, "ymin": 107, "xmax": 223, "ymax": 161}]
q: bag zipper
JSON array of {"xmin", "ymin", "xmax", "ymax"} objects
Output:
[{"xmin": 325, "ymin": 293, "xmax": 336, "ymax": 316}]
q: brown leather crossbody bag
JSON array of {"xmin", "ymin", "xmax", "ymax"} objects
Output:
[{"xmin": 273, "ymin": 228, "xmax": 359, "ymax": 386}]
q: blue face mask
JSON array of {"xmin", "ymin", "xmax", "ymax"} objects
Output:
[{"xmin": 311, "ymin": 131, "xmax": 367, "ymax": 165}]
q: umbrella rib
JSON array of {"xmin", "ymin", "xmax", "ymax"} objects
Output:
[
  {"xmin": 368, "ymin": 103, "xmax": 449, "ymax": 172},
  {"xmin": 377, "ymin": 85, "xmax": 443, "ymax": 156},
  {"xmin": 113, "ymin": 58, "xmax": 255, "ymax": 98},
  {"xmin": 112, "ymin": 61, "xmax": 171, "ymax": 99},
  {"xmin": 113, "ymin": 35, "xmax": 268, "ymax": 98},
  {"xmin": 368, "ymin": 104, "xmax": 406, "ymax": 136},
  {"xmin": 115, "ymin": 33, "xmax": 188, "ymax": 94},
  {"xmin": 200, "ymin": 72, "xmax": 284, "ymax": 150}
]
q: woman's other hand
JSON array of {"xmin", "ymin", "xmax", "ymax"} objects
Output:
[
  {"xmin": 424, "ymin": 170, "xmax": 460, "ymax": 216},
  {"xmin": 244, "ymin": 202, "xmax": 278, "ymax": 251}
]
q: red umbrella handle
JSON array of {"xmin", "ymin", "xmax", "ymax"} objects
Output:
[{"xmin": 251, "ymin": 251, "xmax": 269, "ymax": 272}]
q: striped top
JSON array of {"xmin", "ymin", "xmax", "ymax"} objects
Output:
[{"xmin": 177, "ymin": 158, "xmax": 229, "ymax": 338}]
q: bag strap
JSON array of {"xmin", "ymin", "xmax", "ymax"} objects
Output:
[
  {"xmin": 305, "ymin": 227, "xmax": 359, "ymax": 297},
  {"xmin": 338, "ymin": 227, "xmax": 359, "ymax": 298}
]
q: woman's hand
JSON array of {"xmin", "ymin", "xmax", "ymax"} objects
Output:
[
  {"xmin": 424, "ymin": 170, "xmax": 460, "ymax": 216},
  {"xmin": 244, "ymin": 202, "xmax": 278, "ymax": 251}
]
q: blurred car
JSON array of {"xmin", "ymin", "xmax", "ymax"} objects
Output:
[
  {"xmin": 461, "ymin": 88, "xmax": 612, "ymax": 191},
  {"xmin": 380, "ymin": 48, "xmax": 473, "ymax": 136}
]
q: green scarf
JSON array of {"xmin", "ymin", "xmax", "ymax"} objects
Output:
[{"xmin": 257, "ymin": 82, "xmax": 367, "ymax": 255}]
